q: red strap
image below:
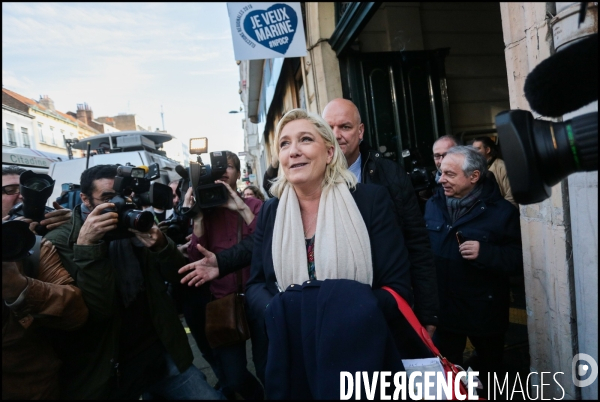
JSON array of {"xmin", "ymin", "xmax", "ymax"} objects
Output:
[{"xmin": 381, "ymin": 286, "xmax": 441, "ymax": 356}]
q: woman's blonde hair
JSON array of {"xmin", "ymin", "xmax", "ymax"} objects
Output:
[{"xmin": 269, "ymin": 109, "xmax": 357, "ymax": 198}]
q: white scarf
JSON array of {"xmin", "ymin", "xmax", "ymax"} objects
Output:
[{"xmin": 272, "ymin": 182, "xmax": 373, "ymax": 290}]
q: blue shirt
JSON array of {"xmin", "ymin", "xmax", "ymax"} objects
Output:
[{"xmin": 348, "ymin": 153, "xmax": 362, "ymax": 183}]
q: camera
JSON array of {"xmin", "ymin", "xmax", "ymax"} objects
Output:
[
  {"xmin": 160, "ymin": 165, "xmax": 191, "ymax": 244},
  {"xmin": 2, "ymin": 220, "xmax": 36, "ymax": 262},
  {"xmin": 189, "ymin": 151, "xmax": 229, "ymax": 209},
  {"xmin": 495, "ymin": 111, "xmax": 597, "ymax": 204},
  {"xmin": 56, "ymin": 183, "xmax": 83, "ymax": 210},
  {"xmin": 103, "ymin": 163, "xmax": 174, "ymax": 240},
  {"xmin": 495, "ymin": 32, "xmax": 597, "ymax": 204},
  {"xmin": 6, "ymin": 170, "xmax": 55, "ymax": 236}
]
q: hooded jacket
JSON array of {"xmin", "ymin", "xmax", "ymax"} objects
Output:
[{"xmin": 424, "ymin": 176, "xmax": 522, "ymax": 336}]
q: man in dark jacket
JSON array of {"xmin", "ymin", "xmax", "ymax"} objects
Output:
[
  {"xmin": 425, "ymin": 146, "xmax": 522, "ymax": 386},
  {"xmin": 44, "ymin": 165, "xmax": 222, "ymax": 400}
]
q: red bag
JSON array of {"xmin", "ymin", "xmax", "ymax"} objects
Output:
[{"xmin": 382, "ymin": 286, "xmax": 484, "ymax": 400}]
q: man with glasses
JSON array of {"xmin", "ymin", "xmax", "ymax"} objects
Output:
[
  {"xmin": 2, "ymin": 166, "xmax": 26, "ymax": 219},
  {"xmin": 43, "ymin": 164, "xmax": 223, "ymax": 400},
  {"xmin": 424, "ymin": 146, "xmax": 522, "ymax": 394},
  {"xmin": 432, "ymin": 135, "xmax": 458, "ymax": 184},
  {"xmin": 2, "ymin": 166, "xmax": 71, "ymax": 230}
]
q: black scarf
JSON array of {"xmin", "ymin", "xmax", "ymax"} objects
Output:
[
  {"xmin": 446, "ymin": 182, "xmax": 484, "ymax": 224},
  {"xmin": 81, "ymin": 204, "xmax": 144, "ymax": 307}
]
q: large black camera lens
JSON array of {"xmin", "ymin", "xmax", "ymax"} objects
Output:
[
  {"xmin": 2, "ymin": 220, "xmax": 36, "ymax": 261},
  {"xmin": 19, "ymin": 171, "xmax": 55, "ymax": 224},
  {"xmin": 122, "ymin": 209, "xmax": 155, "ymax": 232},
  {"xmin": 496, "ymin": 110, "xmax": 598, "ymax": 204}
]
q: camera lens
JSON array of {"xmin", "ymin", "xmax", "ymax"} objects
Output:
[
  {"xmin": 496, "ymin": 110, "xmax": 598, "ymax": 204},
  {"xmin": 23, "ymin": 177, "xmax": 53, "ymax": 191},
  {"xmin": 2, "ymin": 220, "xmax": 36, "ymax": 261},
  {"xmin": 122, "ymin": 209, "xmax": 155, "ymax": 232}
]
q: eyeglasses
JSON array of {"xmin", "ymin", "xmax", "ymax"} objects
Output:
[
  {"xmin": 433, "ymin": 152, "xmax": 448, "ymax": 161},
  {"xmin": 2, "ymin": 184, "xmax": 20, "ymax": 195},
  {"xmin": 92, "ymin": 194, "xmax": 117, "ymax": 204}
]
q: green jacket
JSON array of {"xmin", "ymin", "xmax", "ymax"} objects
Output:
[{"xmin": 44, "ymin": 204, "xmax": 192, "ymax": 399}]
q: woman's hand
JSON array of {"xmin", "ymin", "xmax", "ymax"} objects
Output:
[
  {"xmin": 178, "ymin": 243, "xmax": 220, "ymax": 287},
  {"xmin": 216, "ymin": 180, "xmax": 246, "ymax": 212},
  {"xmin": 183, "ymin": 187, "xmax": 195, "ymax": 208},
  {"xmin": 216, "ymin": 180, "xmax": 255, "ymax": 225}
]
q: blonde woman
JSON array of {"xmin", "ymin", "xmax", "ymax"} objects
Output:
[{"xmin": 245, "ymin": 109, "xmax": 414, "ymax": 387}]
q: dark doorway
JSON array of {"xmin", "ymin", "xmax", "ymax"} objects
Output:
[{"xmin": 340, "ymin": 49, "xmax": 451, "ymax": 174}]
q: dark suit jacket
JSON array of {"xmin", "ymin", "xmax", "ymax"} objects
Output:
[{"xmin": 246, "ymin": 183, "xmax": 413, "ymax": 325}]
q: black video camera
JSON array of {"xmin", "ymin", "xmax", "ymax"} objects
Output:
[
  {"xmin": 102, "ymin": 163, "xmax": 174, "ymax": 240},
  {"xmin": 189, "ymin": 151, "xmax": 230, "ymax": 210},
  {"xmin": 161, "ymin": 165, "xmax": 191, "ymax": 244},
  {"xmin": 495, "ymin": 33, "xmax": 598, "ymax": 204}
]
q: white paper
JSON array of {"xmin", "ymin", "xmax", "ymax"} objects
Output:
[{"xmin": 402, "ymin": 357, "xmax": 448, "ymax": 400}]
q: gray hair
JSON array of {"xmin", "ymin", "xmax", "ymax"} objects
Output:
[{"xmin": 446, "ymin": 146, "xmax": 487, "ymax": 178}]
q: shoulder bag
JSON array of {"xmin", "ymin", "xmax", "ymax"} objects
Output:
[{"xmin": 205, "ymin": 215, "xmax": 251, "ymax": 349}]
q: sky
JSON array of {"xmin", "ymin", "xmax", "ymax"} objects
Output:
[{"xmin": 2, "ymin": 2, "xmax": 245, "ymax": 159}]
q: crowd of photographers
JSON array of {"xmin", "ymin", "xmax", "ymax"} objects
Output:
[{"xmin": 3, "ymin": 99, "xmax": 523, "ymax": 400}]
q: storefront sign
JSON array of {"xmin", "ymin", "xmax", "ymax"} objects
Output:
[{"xmin": 227, "ymin": 2, "xmax": 306, "ymax": 60}]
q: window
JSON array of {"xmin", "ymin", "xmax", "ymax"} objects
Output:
[
  {"xmin": 60, "ymin": 129, "xmax": 65, "ymax": 147},
  {"xmin": 38, "ymin": 123, "xmax": 46, "ymax": 143},
  {"xmin": 50, "ymin": 126, "xmax": 56, "ymax": 145},
  {"xmin": 21, "ymin": 127, "xmax": 30, "ymax": 148},
  {"xmin": 6, "ymin": 123, "xmax": 16, "ymax": 146}
]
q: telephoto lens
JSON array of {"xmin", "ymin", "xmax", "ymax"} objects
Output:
[{"xmin": 2, "ymin": 220, "xmax": 36, "ymax": 262}]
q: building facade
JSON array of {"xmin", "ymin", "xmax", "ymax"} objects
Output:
[
  {"xmin": 2, "ymin": 89, "xmax": 79, "ymax": 157},
  {"xmin": 239, "ymin": 2, "xmax": 597, "ymax": 399}
]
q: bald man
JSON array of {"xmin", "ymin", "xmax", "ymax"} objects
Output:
[{"xmin": 262, "ymin": 99, "xmax": 439, "ymax": 335}]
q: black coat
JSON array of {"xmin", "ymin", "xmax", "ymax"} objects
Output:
[
  {"xmin": 246, "ymin": 183, "xmax": 413, "ymax": 326},
  {"xmin": 264, "ymin": 279, "xmax": 406, "ymax": 400},
  {"xmin": 424, "ymin": 177, "xmax": 523, "ymax": 336},
  {"xmin": 358, "ymin": 142, "xmax": 439, "ymax": 326},
  {"xmin": 259, "ymin": 143, "xmax": 439, "ymax": 326}
]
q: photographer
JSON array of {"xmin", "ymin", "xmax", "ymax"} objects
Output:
[
  {"xmin": 2, "ymin": 166, "xmax": 72, "ymax": 230},
  {"xmin": 3, "ymin": 166, "xmax": 87, "ymax": 399},
  {"xmin": 179, "ymin": 152, "xmax": 263, "ymax": 400},
  {"xmin": 43, "ymin": 165, "xmax": 223, "ymax": 400},
  {"xmin": 3, "ymin": 241, "xmax": 89, "ymax": 399}
]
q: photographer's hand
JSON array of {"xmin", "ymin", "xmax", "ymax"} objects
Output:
[
  {"xmin": 177, "ymin": 234, "xmax": 193, "ymax": 259},
  {"xmin": 158, "ymin": 220, "xmax": 170, "ymax": 234},
  {"xmin": 215, "ymin": 180, "xmax": 255, "ymax": 225},
  {"xmin": 2, "ymin": 261, "xmax": 28, "ymax": 302},
  {"xmin": 36, "ymin": 201, "xmax": 72, "ymax": 230},
  {"xmin": 129, "ymin": 225, "xmax": 167, "ymax": 251},
  {"xmin": 178, "ymin": 243, "xmax": 219, "ymax": 287},
  {"xmin": 77, "ymin": 203, "xmax": 118, "ymax": 245}
]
